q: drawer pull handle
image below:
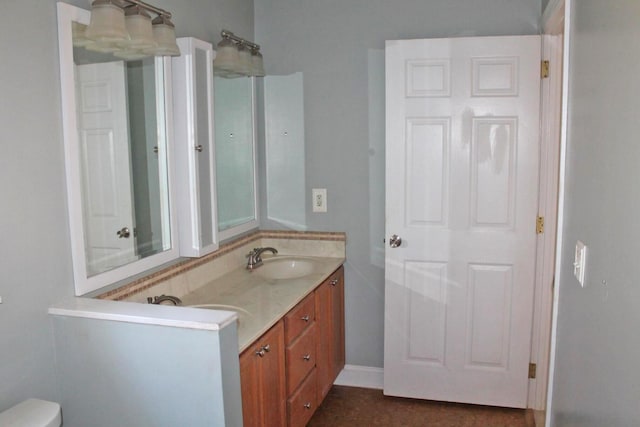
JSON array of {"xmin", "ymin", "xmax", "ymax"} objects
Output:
[
  {"xmin": 301, "ymin": 315, "xmax": 310, "ymax": 322},
  {"xmin": 304, "ymin": 402, "xmax": 312, "ymax": 409},
  {"xmin": 330, "ymin": 278, "xmax": 338, "ymax": 286},
  {"xmin": 255, "ymin": 344, "xmax": 270, "ymax": 357},
  {"xmin": 303, "ymin": 354, "xmax": 311, "ymax": 361}
]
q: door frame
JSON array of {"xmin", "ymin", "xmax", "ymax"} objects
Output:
[
  {"xmin": 528, "ymin": 0, "xmax": 569, "ymax": 414},
  {"xmin": 543, "ymin": 0, "xmax": 571, "ymax": 424}
]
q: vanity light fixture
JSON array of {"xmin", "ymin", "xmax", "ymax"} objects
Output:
[
  {"xmin": 85, "ymin": 0, "xmax": 128, "ymax": 44},
  {"xmin": 250, "ymin": 48, "xmax": 265, "ymax": 77},
  {"xmin": 146, "ymin": 15, "xmax": 180, "ymax": 56},
  {"xmin": 236, "ymin": 43, "xmax": 253, "ymax": 75},
  {"xmin": 213, "ymin": 30, "xmax": 264, "ymax": 78},
  {"xmin": 81, "ymin": 0, "xmax": 180, "ymax": 59}
]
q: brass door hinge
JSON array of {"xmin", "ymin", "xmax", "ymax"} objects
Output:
[
  {"xmin": 541, "ymin": 60, "xmax": 550, "ymax": 79},
  {"xmin": 536, "ymin": 216, "xmax": 545, "ymax": 234},
  {"xmin": 529, "ymin": 363, "xmax": 537, "ymax": 379}
]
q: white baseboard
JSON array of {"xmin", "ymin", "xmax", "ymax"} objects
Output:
[{"xmin": 333, "ymin": 364, "xmax": 384, "ymax": 390}]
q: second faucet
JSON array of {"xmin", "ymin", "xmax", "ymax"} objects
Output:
[{"xmin": 246, "ymin": 247, "xmax": 278, "ymax": 270}]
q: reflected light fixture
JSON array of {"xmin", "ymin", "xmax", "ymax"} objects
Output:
[
  {"xmin": 79, "ymin": 0, "xmax": 180, "ymax": 59},
  {"xmin": 213, "ymin": 30, "xmax": 264, "ymax": 78}
]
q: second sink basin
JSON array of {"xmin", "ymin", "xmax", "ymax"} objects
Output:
[{"xmin": 254, "ymin": 256, "xmax": 318, "ymax": 280}]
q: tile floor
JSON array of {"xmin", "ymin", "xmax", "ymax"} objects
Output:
[{"xmin": 308, "ymin": 386, "xmax": 536, "ymax": 427}]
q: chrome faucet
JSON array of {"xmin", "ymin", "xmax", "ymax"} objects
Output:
[
  {"xmin": 246, "ymin": 247, "xmax": 278, "ymax": 270},
  {"xmin": 147, "ymin": 295, "xmax": 182, "ymax": 306}
]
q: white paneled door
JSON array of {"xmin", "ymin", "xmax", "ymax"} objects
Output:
[{"xmin": 384, "ymin": 36, "xmax": 541, "ymax": 408}]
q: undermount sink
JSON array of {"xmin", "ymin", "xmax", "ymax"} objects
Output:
[
  {"xmin": 254, "ymin": 256, "xmax": 318, "ymax": 280},
  {"xmin": 188, "ymin": 304, "xmax": 251, "ymax": 324}
]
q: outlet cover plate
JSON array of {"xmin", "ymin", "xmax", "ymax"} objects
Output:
[{"xmin": 312, "ymin": 188, "xmax": 327, "ymax": 213}]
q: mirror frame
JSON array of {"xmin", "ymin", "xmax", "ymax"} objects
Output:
[
  {"xmin": 57, "ymin": 3, "xmax": 179, "ymax": 295},
  {"xmin": 216, "ymin": 76, "xmax": 260, "ymax": 241}
]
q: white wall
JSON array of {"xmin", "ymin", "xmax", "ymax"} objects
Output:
[
  {"xmin": 549, "ymin": 1, "xmax": 640, "ymax": 425},
  {"xmin": 255, "ymin": 0, "xmax": 541, "ymax": 368},
  {"xmin": 0, "ymin": 0, "xmax": 252, "ymax": 412}
]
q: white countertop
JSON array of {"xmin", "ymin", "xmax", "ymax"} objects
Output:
[
  {"xmin": 180, "ymin": 256, "xmax": 345, "ymax": 353},
  {"xmin": 49, "ymin": 297, "xmax": 238, "ymax": 331}
]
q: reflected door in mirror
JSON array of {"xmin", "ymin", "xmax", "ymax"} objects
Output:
[{"xmin": 76, "ymin": 61, "xmax": 136, "ymax": 275}]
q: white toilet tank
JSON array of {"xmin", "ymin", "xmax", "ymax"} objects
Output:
[{"xmin": 0, "ymin": 399, "xmax": 61, "ymax": 427}]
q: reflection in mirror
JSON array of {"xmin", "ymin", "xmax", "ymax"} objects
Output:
[
  {"xmin": 368, "ymin": 49, "xmax": 385, "ymax": 269},
  {"xmin": 214, "ymin": 76, "xmax": 258, "ymax": 239},
  {"xmin": 263, "ymin": 72, "xmax": 306, "ymax": 230},
  {"xmin": 58, "ymin": 4, "xmax": 177, "ymax": 295},
  {"xmin": 74, "ymin": 42, "xmax": 169, "ymax": 275}
]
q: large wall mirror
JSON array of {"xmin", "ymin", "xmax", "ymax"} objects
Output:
[
  {"xmin": 214, "ymin": 76, "xmax": 259, "ymax": 240},
  {"xmin": 57, "ymin": 3, "xmax": 178, "ymax": 295}
]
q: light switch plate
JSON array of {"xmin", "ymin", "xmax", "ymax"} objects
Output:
[
  {"xmin": 574, "ymin": 240, "xmax": 587, "ymax": 287},
  {"xmin": 312, "ymin": 188, "xmax": 327, "ymax": 213}
]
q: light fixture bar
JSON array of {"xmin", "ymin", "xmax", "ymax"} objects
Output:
[
  {"xmin": 120, "ymin": 0, "xmax": 172, "ymax": 19},
  {"xmin": 221, "ymin": 29, "xmax": 260, "ymax": 51}
]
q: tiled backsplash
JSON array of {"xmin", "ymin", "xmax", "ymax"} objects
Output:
[{"xmin": 97, "ymin": 230, "xmax": 346, "ymax": 303}]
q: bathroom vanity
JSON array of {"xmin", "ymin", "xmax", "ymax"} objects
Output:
[
  {"xmin": 237, "ymin": 266, "xmax": 345, "ymax": 427},
  {"xmin": 96, "ymin": 230, "xmax": 345, "ymax": 427}
]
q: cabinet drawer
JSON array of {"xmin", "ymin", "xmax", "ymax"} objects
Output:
[
  {"xmin": 287, "ymin": 369, "xmax": 317, "ymax": 427},
  {"xmin": 286, "ymin": 322, "xmax": 317, "ymax": 394},
  {"xmin": 285, "ymin": 293, "xmax": 315, "ymax": 344}
]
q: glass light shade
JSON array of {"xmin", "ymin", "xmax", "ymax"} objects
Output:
[
  {"xmin": 251, "ymin": 50, "xmax": 265, "ymax": 77},
  {"xmin": 145, "ymin": 17, "xmax": 180, "ymax": 56},
  {"xmin": 72, "ymin": 22, "xmax": 92, "ymax": 47},
  {"xmin": 85, "ymin": 0, "xmax": 128, "ymax": 44},
  {"xmin": 215, "ymin": 69, "xmax": 244, "ymax": 79},
  {"xmin": 113, "ymin": 48, "xmax": 148, "ymax": 60},
  {"xmin": 236, "ymin": 44, "xmax": 253, "ymax": 75},
  {"xmin": 213, "ymin": 38, "xmax": 240, "ymax": 73},
  {"xmin": 84, "ymin": 41, "xmax": 120, "ymax": 53},
  {"xmin": 121, "ymin": 6, "xmax": 155, "ymax": 50}
]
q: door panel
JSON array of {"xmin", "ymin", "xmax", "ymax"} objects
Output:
[
  {"xmin": 384, "ymin": 35, "xmax": 541, "ymax": 408},
  {"xmin": 76, "ymin": 62, "xmax": 136, "ymax": 275}
]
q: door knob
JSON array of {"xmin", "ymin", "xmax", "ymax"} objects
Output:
[
  {"xmin": 389, "ymin": 234, "xmax": 402, "ymax": 248},
  {"xmin": 116, "ymin": 227, "xmax": 131, "ymax": 238}
]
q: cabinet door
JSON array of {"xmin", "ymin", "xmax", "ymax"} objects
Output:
[
  {"xmin": 240, "ymin": 321, "xmax": 287, "ymax": 427},
  {"xmin": 172, "ymin": 37, "xmax": 219, "ymax": 257},
  {"xmin": 315, "ymin": 266, "xmax": 346, "ymax": 401},
  {"xmin": 240, "ymin": 348, "xmax": 261, "ymax": 427},
  {"xmin": 260, "ymin": 322, "xmax": 287, "ymax": 427},
  {"xmin": 331, "ymin": 266, "xmax": 346, "ymax": 379},
  {"xmin": 315, "ymin": 279, "xmax": 333, "ymax": 401}
]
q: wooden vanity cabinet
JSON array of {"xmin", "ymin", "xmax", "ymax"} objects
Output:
[
  {"xmin": 315, "ymin": 266, "xmax": 345, "ymax": 401},
  {"xmin": 239, "ymin": 321, "xmax": 286, "ymax": 427},
  {"xmin": 239, "ymin": 265, "xmax": 345, "ymax": 427}
]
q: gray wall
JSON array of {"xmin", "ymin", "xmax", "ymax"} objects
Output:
[
  {"xmin": 255, "ymin": 0, "xmax": 541, "ymax": 368},
  {"xmin": 0, "ymin": 0, "xmax": 252, "ymax": 413},
  {"xmin": 550, "ymin": 1, "xmax": 640, "ymax": 425},
  {"xmin": 52, "ymin": 315, "xmax": 241, "ymax": 427}
]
